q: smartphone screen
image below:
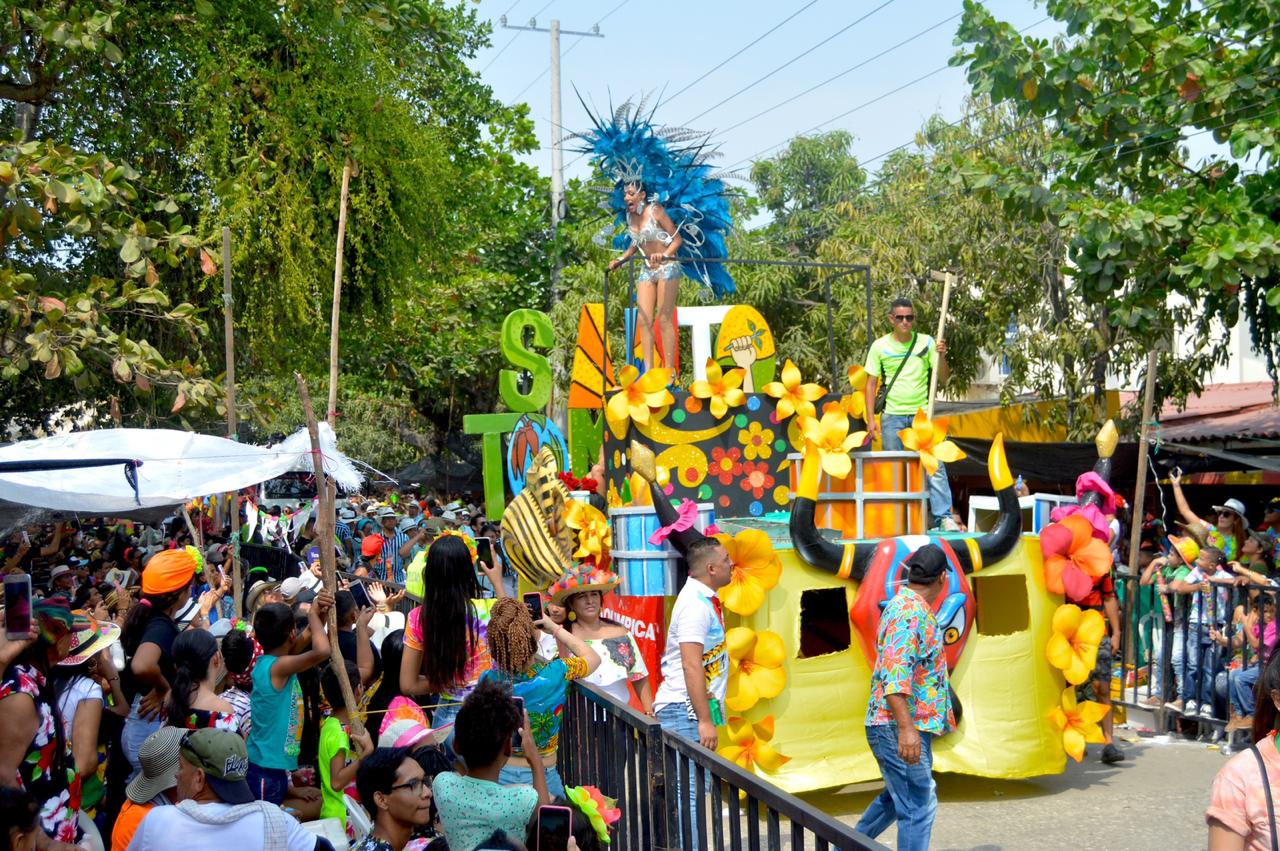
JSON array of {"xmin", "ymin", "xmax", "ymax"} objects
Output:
[
  {"xmin": 537, "ymin": 805, "xmax": 573, "ymax": 851},
  {"xmin": 349, "ymin": 580, "xmax": 373, "ymax": 610},
  {"xmin": 512, "ymin": 695, "xmax": 525, "ymax": 749},
  {"xmin": 4, "ymin": 574, "xmax": 32, "ymax": 640},
  {"xmin": 522, "ymin": 592, "xmax": 543, "ymax": 623},
  {"xmin": 475, "ymin": 536, "xmax": 492, "ymax": 566}
]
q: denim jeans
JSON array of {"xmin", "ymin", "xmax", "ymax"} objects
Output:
[
  {"xmin": 1229, "ymin": 665, "xmax": 1261, "ymax": 715},
  {"xmin": 1180, "ymin": 624, "xmax": 1219, "ymax": 707},
  {"xmin": 880, "ymin": 413, "xmax": 953, "ymax": 521},
  {"xmin": 430, "ymin": 701, "xmax": 460, "ymax": 765},
  {"xmin": 499, "ymin": 763, "xmax": 565, "ymax": 799},
  {"xmin": 121, "ymin": 695, "xmax": 163, "ymax": 781},
  {"xmin": 656, "ymin": 704, "xmax": 705, "ymax": 845},
  {"xmin": 855, "ymin": 724, "xmax": 937, "ymax": 851},
  {"xmin": 246, "ymin": 763, "xmax": 289, "ymax": 805}
]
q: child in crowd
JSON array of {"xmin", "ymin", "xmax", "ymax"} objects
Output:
[
  {"xmin": 219, "ymin": 626, "xmax": 256, "ymax": 736},
  {"xmin": 1168, "ymin": 543, "xmax": 1235, "ymax": 717},
  {"xmin": 432, "ymin": 678, "xmax": 550, "ymax": 851},
  {"xmin": 1141, "ymin": 536, "xmax": 1199, "ymax": 708},
  {"xmin": 246, "ymin": 589, "xmax": 333, "ymax": 819},
  {"xmin": 318, "ymin": 660, "xmax": 374, "ymax": 831}
]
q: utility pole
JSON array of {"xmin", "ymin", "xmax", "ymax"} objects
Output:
[
  {"xmin": 500, "ymin": 15, "xmax": 604, "ymax": 435},
  {"xmin": 499, "ymin": 15, "xmax": 604, "ymax": 303}
]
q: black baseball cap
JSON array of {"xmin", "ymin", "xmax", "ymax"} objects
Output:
[{"xmin": 905, "ymin": 545, "xmax": 948, "ymax": 583}]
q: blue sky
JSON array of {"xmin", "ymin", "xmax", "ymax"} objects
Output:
[{"xmin": 467, "ymin": 0, "xmax": 1058, "ymax": 183}]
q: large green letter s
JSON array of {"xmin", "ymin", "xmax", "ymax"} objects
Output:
[{"xmin": 499, "ymin": 309, "xmax": 554, "ymax": 412}]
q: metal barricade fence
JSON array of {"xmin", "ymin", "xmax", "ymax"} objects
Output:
[
  {"xmin": 560, "ymin": 681, "xmax": 883, "ymax": 851},
  {"xmin": 1112, "ymin": 572, "xmax": 1277, "ymax": 737}
]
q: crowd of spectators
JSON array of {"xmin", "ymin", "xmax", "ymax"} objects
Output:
[{"xmin": 0, "ymin": 490, "xmax": 619, "ymax": 850}]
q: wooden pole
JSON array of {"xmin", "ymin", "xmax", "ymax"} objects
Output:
[
  {"xmin": 1126, "ymin": 350, "xmax": 1159, "ymax": 576},
  {"xmin": 181, "ymin": 506, "xmax": 202, "ymax": 550},
  {"xmin": 222, "ymin": 227, "xmax": 243, "ymax": 618},
  {"xmin": 925, "ymin": 270, "xmax": 954, "ymax": 421},
  {"xmin": 326, "ymin": 160, "xmax": 352, "ymax": 430},
  {"xmin": 295, "ymin": 372, "xmax": 363, "ymax": 734}
]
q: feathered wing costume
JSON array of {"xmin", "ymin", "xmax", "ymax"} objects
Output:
[{"xmin": 572, "ymin": 95, "xmax": 736, "ymax": 298}]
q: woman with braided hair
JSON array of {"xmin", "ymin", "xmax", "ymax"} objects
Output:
[{"xmin": 478, "ymin": 597, "xmax": 600, "ymax": 797}]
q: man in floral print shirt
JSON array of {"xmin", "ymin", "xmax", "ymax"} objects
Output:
[{"xmin": 854, "ymin": 544, "xmax": 954, "ymax": 851}]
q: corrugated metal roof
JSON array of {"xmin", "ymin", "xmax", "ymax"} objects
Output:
[{"xmin": 1154, "ymin": 382, "xmax": 1280, "ymax": 442}]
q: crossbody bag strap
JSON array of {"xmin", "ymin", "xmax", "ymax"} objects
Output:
[
  {"xmin": 1251, "ymin": 743, "xmax": 1279, "ymax": 851},
  {"xmin": 876, "ymin": 331, "xmax": 917, "ymax": 413}
]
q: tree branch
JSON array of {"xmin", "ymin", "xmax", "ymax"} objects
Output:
[{"xmin": 0, "ymin": 75, "xmax": 58, "ymax": 104}]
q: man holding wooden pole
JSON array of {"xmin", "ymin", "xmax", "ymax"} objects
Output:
[{"xmin": 864, "ymin": 290, "xmax": 957, "ymax": 531}]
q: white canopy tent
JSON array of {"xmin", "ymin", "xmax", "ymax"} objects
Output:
[{"xmin": 0, "ymin": 425, "xmax": 362, "ymax": 521}]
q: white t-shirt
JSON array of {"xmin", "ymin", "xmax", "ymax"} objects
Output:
[
  {"xmin": 56, "ymin": 675, "xmax": 103, "ymax": 740},
  {"xmin": 653, "ymin": 578, "xmax": 728, "ymax": 719},
  {"xmin": 127, "ymin": 802, "xmax": 316, "ymax": 851}
]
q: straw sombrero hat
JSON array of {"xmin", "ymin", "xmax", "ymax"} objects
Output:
[
  {"xmin": 500, "ymin": 447, "xmax": 575, "ymax": 590},
  {"xmin": 58, "ymin": 610, "xmax": 121, "ymax": 668},
  {"xmin": 547, "ymin": 563, "xmax": 621, "ymax": 606}
]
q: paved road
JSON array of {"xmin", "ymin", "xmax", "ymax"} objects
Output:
[{"xmin": 799, "ymin": 729, "xmax": 1228, "ymax": 850}]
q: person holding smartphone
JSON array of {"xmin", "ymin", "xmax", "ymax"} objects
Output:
[
  {"xmin": 433, "ymin": 679, "xmax": 550, "ymax": 851},
  {"xmin": 478, "ymin": 598, "xmax": 601, "ymax": 797}
]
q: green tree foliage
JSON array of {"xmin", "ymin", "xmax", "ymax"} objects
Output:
[
  {"xmin": 2, "ymin": 0, "xmax": 541, "ymax": 451},
  {"xmin": 951, "ymin": 0, "xmax": 1280, "ymax": 412}
]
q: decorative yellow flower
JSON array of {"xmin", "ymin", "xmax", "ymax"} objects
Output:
[
  {"xmin": 738, "ymin": 421, "xmax": 775, "ymax": 461},
  {"xmin": 799, "ymin": 410, "xmax": 867, "ymax": 480},
  {"xmin": 897, "ymin": 408, "xmax": 966, "ymax": 476},
  {"xmin": 623, "ymin": 472, "xmax": 653, "ymax": 507},
  {"xmin": 847, "ymin": 364, "xmax": 868, "ymax": 390},
  {"xmin": 563, "ymin": 501, "xmax": 611, "ymax": 565},
  {"xmin": 718, "ymin": 715, "xmax": 791, "ymax": 774},
  {"xmin": 762, "ymin": 359, "xmax": 826, "ymax": 422},
  {"xmin": 605, "ymin": 365, "xmax": 674, "ymax": 439},
  {"xmin": 688, "ymin": 358, "xmax": 746, "ymax": 419},
  {"xmin": 726, "ymin": 627, "xmax": 787, "ymax": 711},
  {"xmin": 1046, "ymin": 604, "xmax": 1106, "ymax": 685},
  {"xmin": 838, "ymin": 391, "xmax": 867, "ymax": 421},
  {"xmin": 1049, "ymin": 686, "xmax": 1109, "ymax": 762},
  {"xmin": 713, "ymin": 528, "xmax": 782, "ymax": 616}
]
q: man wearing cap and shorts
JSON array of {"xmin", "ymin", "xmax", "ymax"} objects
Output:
[
  {"xmin": 112, "ymin": 727, "xmax": 183, "ymax": 850},
  {"xmin": 126, "ymin": 728, "xmax": 320, "ymax": 850},
  {"xmin": 854, "ymin": 545, "xmax": 954, "ymax": 851}
]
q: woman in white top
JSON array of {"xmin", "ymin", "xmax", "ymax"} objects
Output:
[
  {"xmin": 51, "ymin": 612, "xmax": 128, "ymax": 811},
  {"xmin": 548, "ymin": 565, "xmax": 653, "ymax": 713}
]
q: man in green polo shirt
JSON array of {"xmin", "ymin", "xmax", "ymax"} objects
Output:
[{"xmin": 865, "ymin": 297, "xmax": 955, "ymax": 530}]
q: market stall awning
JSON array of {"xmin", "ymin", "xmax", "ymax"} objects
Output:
[{"xmin": 0, "ymin": 425, "xmax": 361, "ymax": 518}]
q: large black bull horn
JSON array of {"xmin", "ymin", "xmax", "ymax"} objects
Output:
[{"xmin": 789, "ymin": 434, "xmax": 1022, "ymax": 578}]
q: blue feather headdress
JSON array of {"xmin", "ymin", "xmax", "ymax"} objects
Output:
[{"xmin": 571, "ymin": 95, "xmax": 736, "ymax": 298}]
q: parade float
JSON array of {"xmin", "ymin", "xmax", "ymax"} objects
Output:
[
  {"xmin": 464, "ymin": 293, "xmax": 1129, "ymax": 794},
  {"xmin": 461, "ymin": 98, "xmax": 1118, "ymax": 795}
]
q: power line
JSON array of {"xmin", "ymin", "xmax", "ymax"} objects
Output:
[
  {"xmin": 724, "ymin": 14, "xmax": 1053, "ymax": 171},
  {"xmin": 479, "ymin": 0, "xmax": 556, "ymax": 74},
  {"xmin": 851, "ymin": 6, "xmax": 1278, "ymax": 184},
  {"xmin": 684, "ymin": 0, "xmax": 899, "ymax": 126},
  {"xmin": 734, "ymin": 0, "xmax": 1246, "ymax": 174},
  {"xmin": 509, "ymin": 0, "xmax": 631, "ymax": 103},
  {"xmin": 662, "ymin": 0, "xmax": 824, "ymax": 106},
  {"xmin": 720, "ymin": 12, "xmax": 961, "ymax": 136}
]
